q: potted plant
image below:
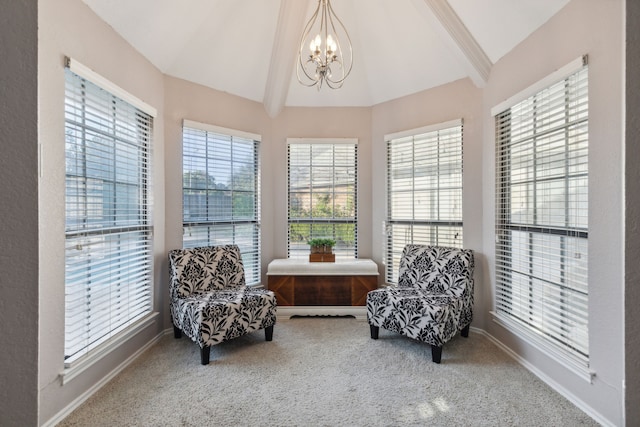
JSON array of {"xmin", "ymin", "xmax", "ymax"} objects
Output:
[
  {"xmin": 321, "ymin": 238, "xmax": 336, "ymax": 254},
  {"xmin": 307, "ymin": 238, "xmax": 325, "ymax": 254},
  {"xmin": 307, "ymin": 238, "xmax": 337, "ymax": 262},
  {"xmin": 307, "ymin": 238, "xmax": 336, "ymax": 254}
]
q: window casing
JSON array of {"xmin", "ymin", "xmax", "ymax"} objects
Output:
[
  {"xmin": 64, "ymin": 67, "xmax": 153, "ymax": 365},
  {"xmin": 182, "ymin": 121, "xmax": 261, "ymax": 285},
  {"xmin": 288, "ymin": 139, "xmax": 358, "ymax": 259},
  {"xmin": 494, "ymin": 63, "xmax": 589, "ymax": 365},
  {"xmin": 385, "ymin": 121, "xmax": 463, "ymax": 283}
]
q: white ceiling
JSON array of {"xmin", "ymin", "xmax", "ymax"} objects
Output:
[{"xmin": 83, "ymin": 0, "xmax": 569, "ymax": 117}]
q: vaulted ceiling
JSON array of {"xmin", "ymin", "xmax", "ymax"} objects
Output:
[{"xmin": 83, "ymin": 0, "xmax": 569, "ymax": 117}]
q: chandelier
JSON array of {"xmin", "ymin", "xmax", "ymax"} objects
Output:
[{"xmin": 297, "ymin": 0, "xmax": 353, "ymax": 90}]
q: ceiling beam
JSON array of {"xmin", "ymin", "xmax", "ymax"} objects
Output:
[
  {"xmin": 263, "ymin": 0, "xmax": 310, "ymax": 118},
  {"xmin": 418, "ymin": 0, "xmax": 492, "ymax": 87}
]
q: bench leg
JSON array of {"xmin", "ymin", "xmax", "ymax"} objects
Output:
[
  {"xmin": 200, "ymin": 346, "xmax": 211, "ymax": 365},
  {"xmin": 173, "ymin": 324, "xmax": 182, "ymax": 339},
  {"xmin": 265, "ymin": 325, "xmax": 274, "ymax": 341},
  {"xmin": 431, "ymin": 345, "xmax": 442, "ymax": 363},
  {"xmin": 461, "ymin": 324, "xmax": 470, "ymax": 338},
  {"xmin": 370, "ymin": 325, "xmax": 379, "ymax": 339}
]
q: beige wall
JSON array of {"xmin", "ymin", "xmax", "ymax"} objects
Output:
[
  {"xmin": 0, "ymin": 1, "xmax": 39, "ymax": 425},
  {"xmin": 626, "ymin": 0, "xmax": 640, "ymax": 422},
  {"xmin": 38, "ymin": 0, "xmax": 166, "ymax": 423},
  {"xmin": 33, "ymin": 0, "xmax": 629, "ymax": 425},
  {"xmin": 481, "ymin": 0, "xmax": 624, "ymax": 424}
]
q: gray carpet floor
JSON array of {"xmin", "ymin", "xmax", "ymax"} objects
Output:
[{"xmin": 58, "ymin": 317, "xmax": 599, "ymax": 426}]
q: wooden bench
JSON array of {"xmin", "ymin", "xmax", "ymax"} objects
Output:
[{"xmin": 267, "ymin": 259, "xmax": 379, "ymax": 319}]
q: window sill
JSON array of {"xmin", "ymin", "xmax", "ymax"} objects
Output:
[
  {"xmin": 490, "ymin": 311, "xmax": 595, "ymax": 383},
  {"xmin": 60, "ymin": 312, "xmax": 159, "ymax": 385}
]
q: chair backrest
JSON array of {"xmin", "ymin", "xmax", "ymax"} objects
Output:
[
  {"xmin": 397, "ymin": 245, "xmax": 474, "ymax": 297},
  {"xmin": 168, "ymin": 245, "xmax": 245, "ymax": 298}
]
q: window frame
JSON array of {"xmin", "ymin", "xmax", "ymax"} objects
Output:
[
  {"xmin": 287, "ymin": 138, "xmax": 358, "ymax": 260},
  {"xmin": 492, "ymin": 57, "xmax": 591, "ymax": 377},
  {"xmin": 181, "ymin": 120, "xmax": 261, "ymax": 286},
  {"xmin": 384, "ymin": 120, "xmax": 464, "ymax": 284},
  {"xmin": 63, "ymin": 58, "xmax": 156, "ymax": 368}
]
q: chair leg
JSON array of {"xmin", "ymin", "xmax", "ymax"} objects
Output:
[
  {"xmin": 370, "ymin": 325, "xmax": 379, "ymax": 340},
  {"xmin": 431, "ymin": 345, "xmax": 442, "ymax": 363},
  {"xmin": 265, "ymin": 325, "xmax": 274, "ymax": 341},
  {"xmin": 173, "ymin": 324, "xmax": 182, "ymax": 339},
  {"xmin": 200, "ymin": 346, "xmax": 211, "ymax": 365},
  {"xmin": 461, "ymin": 324, "xmax": 470, "ymax": 338}
]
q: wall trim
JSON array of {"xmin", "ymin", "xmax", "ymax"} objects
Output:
[
  {"xmin": 490, "ymin": 311, "xmax": 593, "ymax": 383},
  {"xmin": 61, "ymin": 313, "xmax": 159, "ymax": 384},
  {"xmin": 490, "ymin": 55, "xmax": 587, "ymax": 116},
  {"xmin": 384, "ymin": 118, "xmax": 462, "ymax": 141},
  {"xmin": 42, "ymin": 328, "xmax": 171, "ymax": 427},
  {"xmin": 474, "ymin": 328, "xmax": 613, "ymax": 427},
  {"xmin": 65, "ymin": 57, "xmax": 158, "ymax": 117}
]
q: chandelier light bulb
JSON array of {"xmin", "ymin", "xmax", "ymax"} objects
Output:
[
  {"xmin": 310, "ymin": 34, "xmax": 322, "ymax": 53},
  {"xmin": 326, "ymin": 35, "xmax": 336, "ymax": 53}
]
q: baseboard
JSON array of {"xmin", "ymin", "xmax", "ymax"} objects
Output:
[
  {"xmin": 276, "ymin": 306, "xmax": 367, "ymax": 320},
  {"xmin": 474, "ymin": 328, "xmax": 614, "ymax": 427},
  {"xmin": 42, "ymin": 329, "xmax": 169, "ymax": 427}
]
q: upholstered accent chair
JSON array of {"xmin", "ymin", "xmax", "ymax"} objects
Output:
[
  {"xmin": 366, "ymin": 245, "xmax": 474, "ymax": 363},
  {"xmin": 169, "ymin": 245, "xmax": 277, "ymax": 365}
]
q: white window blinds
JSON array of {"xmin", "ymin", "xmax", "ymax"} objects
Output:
[
  {"xmin": 288, "ymin": 139, "xmax": 358, "ymax": 259},
  {"xmin": 64, "ymin": 67, "xmax": 153, "ymax": 365},
  {"xmin": 494, "ymin": 63, "xmax": 589, "ymax": 364},
  {"xmin": 385, "ymin": 122, "xmax": 463, "ymax": 283},
  {"xmin": 182, "ymin": 121, "xmax": 261, "ymax": 285}
]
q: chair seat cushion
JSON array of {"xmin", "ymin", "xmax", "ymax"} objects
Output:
[
  {"xmin": 173, "ymin": 287, "xmax": 277, "ymax": 348},
  {"xmin": 366, "ymin": 287, "xmax": 464, "ymax": 346}
]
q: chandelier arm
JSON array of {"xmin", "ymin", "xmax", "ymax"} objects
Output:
[
  {"xmin": 297, "ymin": 1, "xmax": 322, "ymax": 85},
  {"xmin": 325, "ymin": 0, "xmax": 353, "ymax": 84},
  {"xmin": 299, "ymin": 1, "xmax": 321, "ymax": 52},
  {"xmin": 297, "ymin": 59, "xmax": 320, "ymax": 86},
  {"xmin": 324, "ymin": 64, "xmax": 345, "ymax": 89}
]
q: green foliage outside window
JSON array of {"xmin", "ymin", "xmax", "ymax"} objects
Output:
[{"xmin": 289, "ymin": 188, "xmax": 355, "ymax": 249}]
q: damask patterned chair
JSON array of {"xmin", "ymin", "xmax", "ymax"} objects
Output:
[
  {"xmin": 169, "ymin": 245, "xmax": 277, "ymax": 365},
  {"xmin": 366, "ymin": 245, "xmax": 474, "ymax": 363}
]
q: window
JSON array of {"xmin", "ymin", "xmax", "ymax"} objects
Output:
[
  {"xmin": 182, "ymin": 121, "xmax": 261, "ymax": 285},
  {"xmin": 494, "ymin": 60, "xmax": 589, "ymax": 365},
  {"xmin": 64, "ymin": 61, "xmax": 154, "ymax": 365},
  {"xmin": 385, "ymin": 121, "xmax": 463, "ymax": 283},
  {"xmin": 288, "ymin": 139, "xmax": 357, "ymax": 259}
]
